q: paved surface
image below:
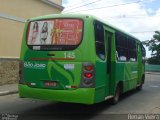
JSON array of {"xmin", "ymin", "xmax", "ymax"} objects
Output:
[
  {"xmin": 0, "ymin": 74, "xmax": 160, "ymax": 120},
  {"xmin": 0, "ymin": 84, "xmax": 18, "ymax": 96}
]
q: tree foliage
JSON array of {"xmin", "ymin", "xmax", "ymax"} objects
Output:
[{"xmin": 143, "ymin": 31, "xmax": 160, "ymax": 64}]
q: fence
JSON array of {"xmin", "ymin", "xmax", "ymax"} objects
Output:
[{"xmin": 145, "ymin": 64, "xmax": 160, "ymax": 72}]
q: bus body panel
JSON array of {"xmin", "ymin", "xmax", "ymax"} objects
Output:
[
  {"xmin": 94, "ymin": 61, "xmax": 107, "ymax": 103},
  {"xmin": 19, "ymin": 15, "xmax": 97, "ymax": 104},
  {"xmin": 115, "ymin": 62, "xmax": 138, "ymax": 92},
  {"xmin": 23, "ymin": 60, "xmax": 82, "ymax": 90},
  {"xmin": 19, "ymin": 84, "xmax": 95, "ymax": 104},
  {"xmin": 19, "ymin": 14, "xmax": 145, "ymax": 104}
]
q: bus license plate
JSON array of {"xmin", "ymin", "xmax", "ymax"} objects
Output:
[{"xmin": 44, "ymin": 81, "xmax": 57, "ymax": 87}]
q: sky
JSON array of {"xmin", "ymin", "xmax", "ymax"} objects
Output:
[{"xmin": 62, "ymin": 0, "xmax": 160, "ymax": 58}]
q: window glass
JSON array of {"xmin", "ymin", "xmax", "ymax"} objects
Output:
[
  {"xmin": 116, "ymin": 47, "xmax": 127, "ymax": 61},
  {"xmin": 116, "ymin": 32, "xmax": 137, "ymax": 62},
  {"xmin": 128, "ymin": 50, "xmax": 137, "ymax": 62},
  {"xmin": 128, "ymin": 38, "xmax": 137, "ymax": 61},
  {"xmin": 141, "ymin": 45, "xmax": 146, "ymax": 63},
  {"xmin": 116, "ymin": 33, "xmax": 127, "ymax": 48},
  {"xmin": 141, "ymin": 45, "xmax": 146, "ymax": 57},
  {"xmin": 116, "ymin": 32, "xmax": 128, "ymax": 61},
  {"xmin": 27, "ymin": 19, "xmax": 83, "ymax": 50},
  {"xmin": 128, "ymin": 38, "xmax": 136, "ymax": 50},
  {"xmin": 94, "ymin": 21, "xmax": 105, "ymax": 60}
]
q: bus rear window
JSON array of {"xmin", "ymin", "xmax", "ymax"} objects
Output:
[{"xmin": 27, "ymin": 19, "xmax": 83, "ymax": 50}]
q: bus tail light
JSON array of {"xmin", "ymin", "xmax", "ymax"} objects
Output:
[
  {"xmin": 80, "ymin": 62, "xmax": 95, "ymax": 88},
  {"xmin": 84, "ymin": 73, "xmax": 92, "ymax": 79},
  {"xmin": 84, "ymin": 65, "xmax": 93, "ymax": 71},
  {"xmin": 19, "ymin": 61, "xmax": 24, "ymax": 84}
]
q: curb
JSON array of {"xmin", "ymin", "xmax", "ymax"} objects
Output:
[
  {"xmin": 145, "ymin": 72, "xmax": 160, "ymax": 75},
  {"xmin": 0, "ymin": 90, "xmax": 18, "ymax": 96}
]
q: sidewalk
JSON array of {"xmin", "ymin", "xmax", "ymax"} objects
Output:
[
  {"xmin": 0, "ymin": 84, "xmax": 18, "ymax": 96},
  {"xmin": 145, "ymin": 72, "xmax": 160, "ymax": 75}
]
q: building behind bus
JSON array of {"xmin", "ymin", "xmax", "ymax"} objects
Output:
[{"xmin": 0, "ymin": 0, "xmax": 64, "ymax": 86}]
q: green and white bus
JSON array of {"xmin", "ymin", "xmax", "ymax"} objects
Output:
[{"xmin": 19, "ymin": 14, "xmax": 146, "ymax": 104}]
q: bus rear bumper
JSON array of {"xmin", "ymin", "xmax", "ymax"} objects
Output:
[{"xmin": 19, "ymin": 84, "xmax": 95, "ymax": 104}]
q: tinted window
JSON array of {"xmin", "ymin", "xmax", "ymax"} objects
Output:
[
  {"xmin": 94, "ymin": 21, "xmax": 105, "ymax": 60},
  {"xmin": 141, "ymin": 45, "xmax": 146, "ymax": 64},
  {"xmin": 27, "ymin": 19, "xmax": 83, "ymax": 51},
  {"xmin": 128, "ymin": 38, "xmax": 137, "ymax": 61},
  {"xmin": 116, "ymin": 32, "xmax": 128, "ymax": 61},
  {"xmin": 141, "ymin": 45, "xmax": 146, "ymax": 57},
  {"xmin": 116, "ymin": 32, "xmax": 137, "ymax": 62}
]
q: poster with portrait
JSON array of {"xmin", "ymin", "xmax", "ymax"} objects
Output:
[
  {"xmin": 27, "ymin": 19, "xmax": 83, "ymax": 46},
  {"xmin": 27, "ymin": 20, "xmax": 54, "ymax": 45}
]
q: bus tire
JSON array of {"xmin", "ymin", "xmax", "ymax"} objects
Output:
[
  {"xmin": 137, "ymin": 83, "xmax": 143, "ymax": 90},
  {"xmin": 137, "ymin": 75, "xmax": 145, "ymax": 91},
  {"xmin": 111, "ymin": 85, "xmax": 121, "ymax": 105}
]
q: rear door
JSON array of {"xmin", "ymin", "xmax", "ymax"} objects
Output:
[{"xmin": 104, "ymin": 28, "xmax": 115, "ymax": 97}]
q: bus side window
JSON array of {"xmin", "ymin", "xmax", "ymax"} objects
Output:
[
  {"xmin": 94, "ymin": 21, "xmax": 105, "ymax": 60},
  {"xmin": 115, "ymin": 32, "xmax": 127, "ymax": 62},
  {"xmin": 116, "ymin": 33, "xmax": 138, "ymax": 62},
  {"xmin": 141, "ymin": 45, "xmax": 146, "ymax": 64},
  {"xmin": 128, "ymin": 38, "xmax": 137, "ymax": 62},
  {"xmin": 116, "ymin": 51, "xmax": 119, "ymax": 60}
]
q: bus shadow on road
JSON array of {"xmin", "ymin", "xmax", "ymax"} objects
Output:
[
  {"xmin": 20, "ymin": 100, "xmax": 112, "ymax": 120},
  {"xmin": 120, "ymin": 88, "xmax": 143, "ymax": 101},
  {"xmin": 20, "ymin": 89, "xmax": 142, "ymax": 120}
]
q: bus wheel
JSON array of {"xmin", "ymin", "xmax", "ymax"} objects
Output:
[
  {"xmin": 111, "ymin": 85, "xmax": 121, "ymax": 105},
  {"xmin": 137, "ymin": 83, "xmax": 143, "ymax": 90},
  {"xmin": 137, "ymin": 75, "xmax": 144, "ymax": 91}
]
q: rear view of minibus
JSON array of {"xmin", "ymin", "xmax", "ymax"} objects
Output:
[{"xmin": 19, "ymin": 14, "xmax": 96, "ymax": 104}]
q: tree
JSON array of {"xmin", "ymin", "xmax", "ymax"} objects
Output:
[{"xmin": 143, "ymin": 31, "xmax": 160, "ymax": 64}]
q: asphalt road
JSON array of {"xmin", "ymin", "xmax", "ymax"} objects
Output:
[{"xmin": 0, "ymin": 74, "xmax": 160, "ymax": 120}]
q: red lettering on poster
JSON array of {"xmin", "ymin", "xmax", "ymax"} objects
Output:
[{"xmin": 52, "ymin": 19, "xmax": 83, "ymax": 45}]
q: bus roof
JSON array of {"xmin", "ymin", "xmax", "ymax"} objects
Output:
[{"xmin": 28, "ymin": 13, "xmax": 141, "ymax": 44}]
